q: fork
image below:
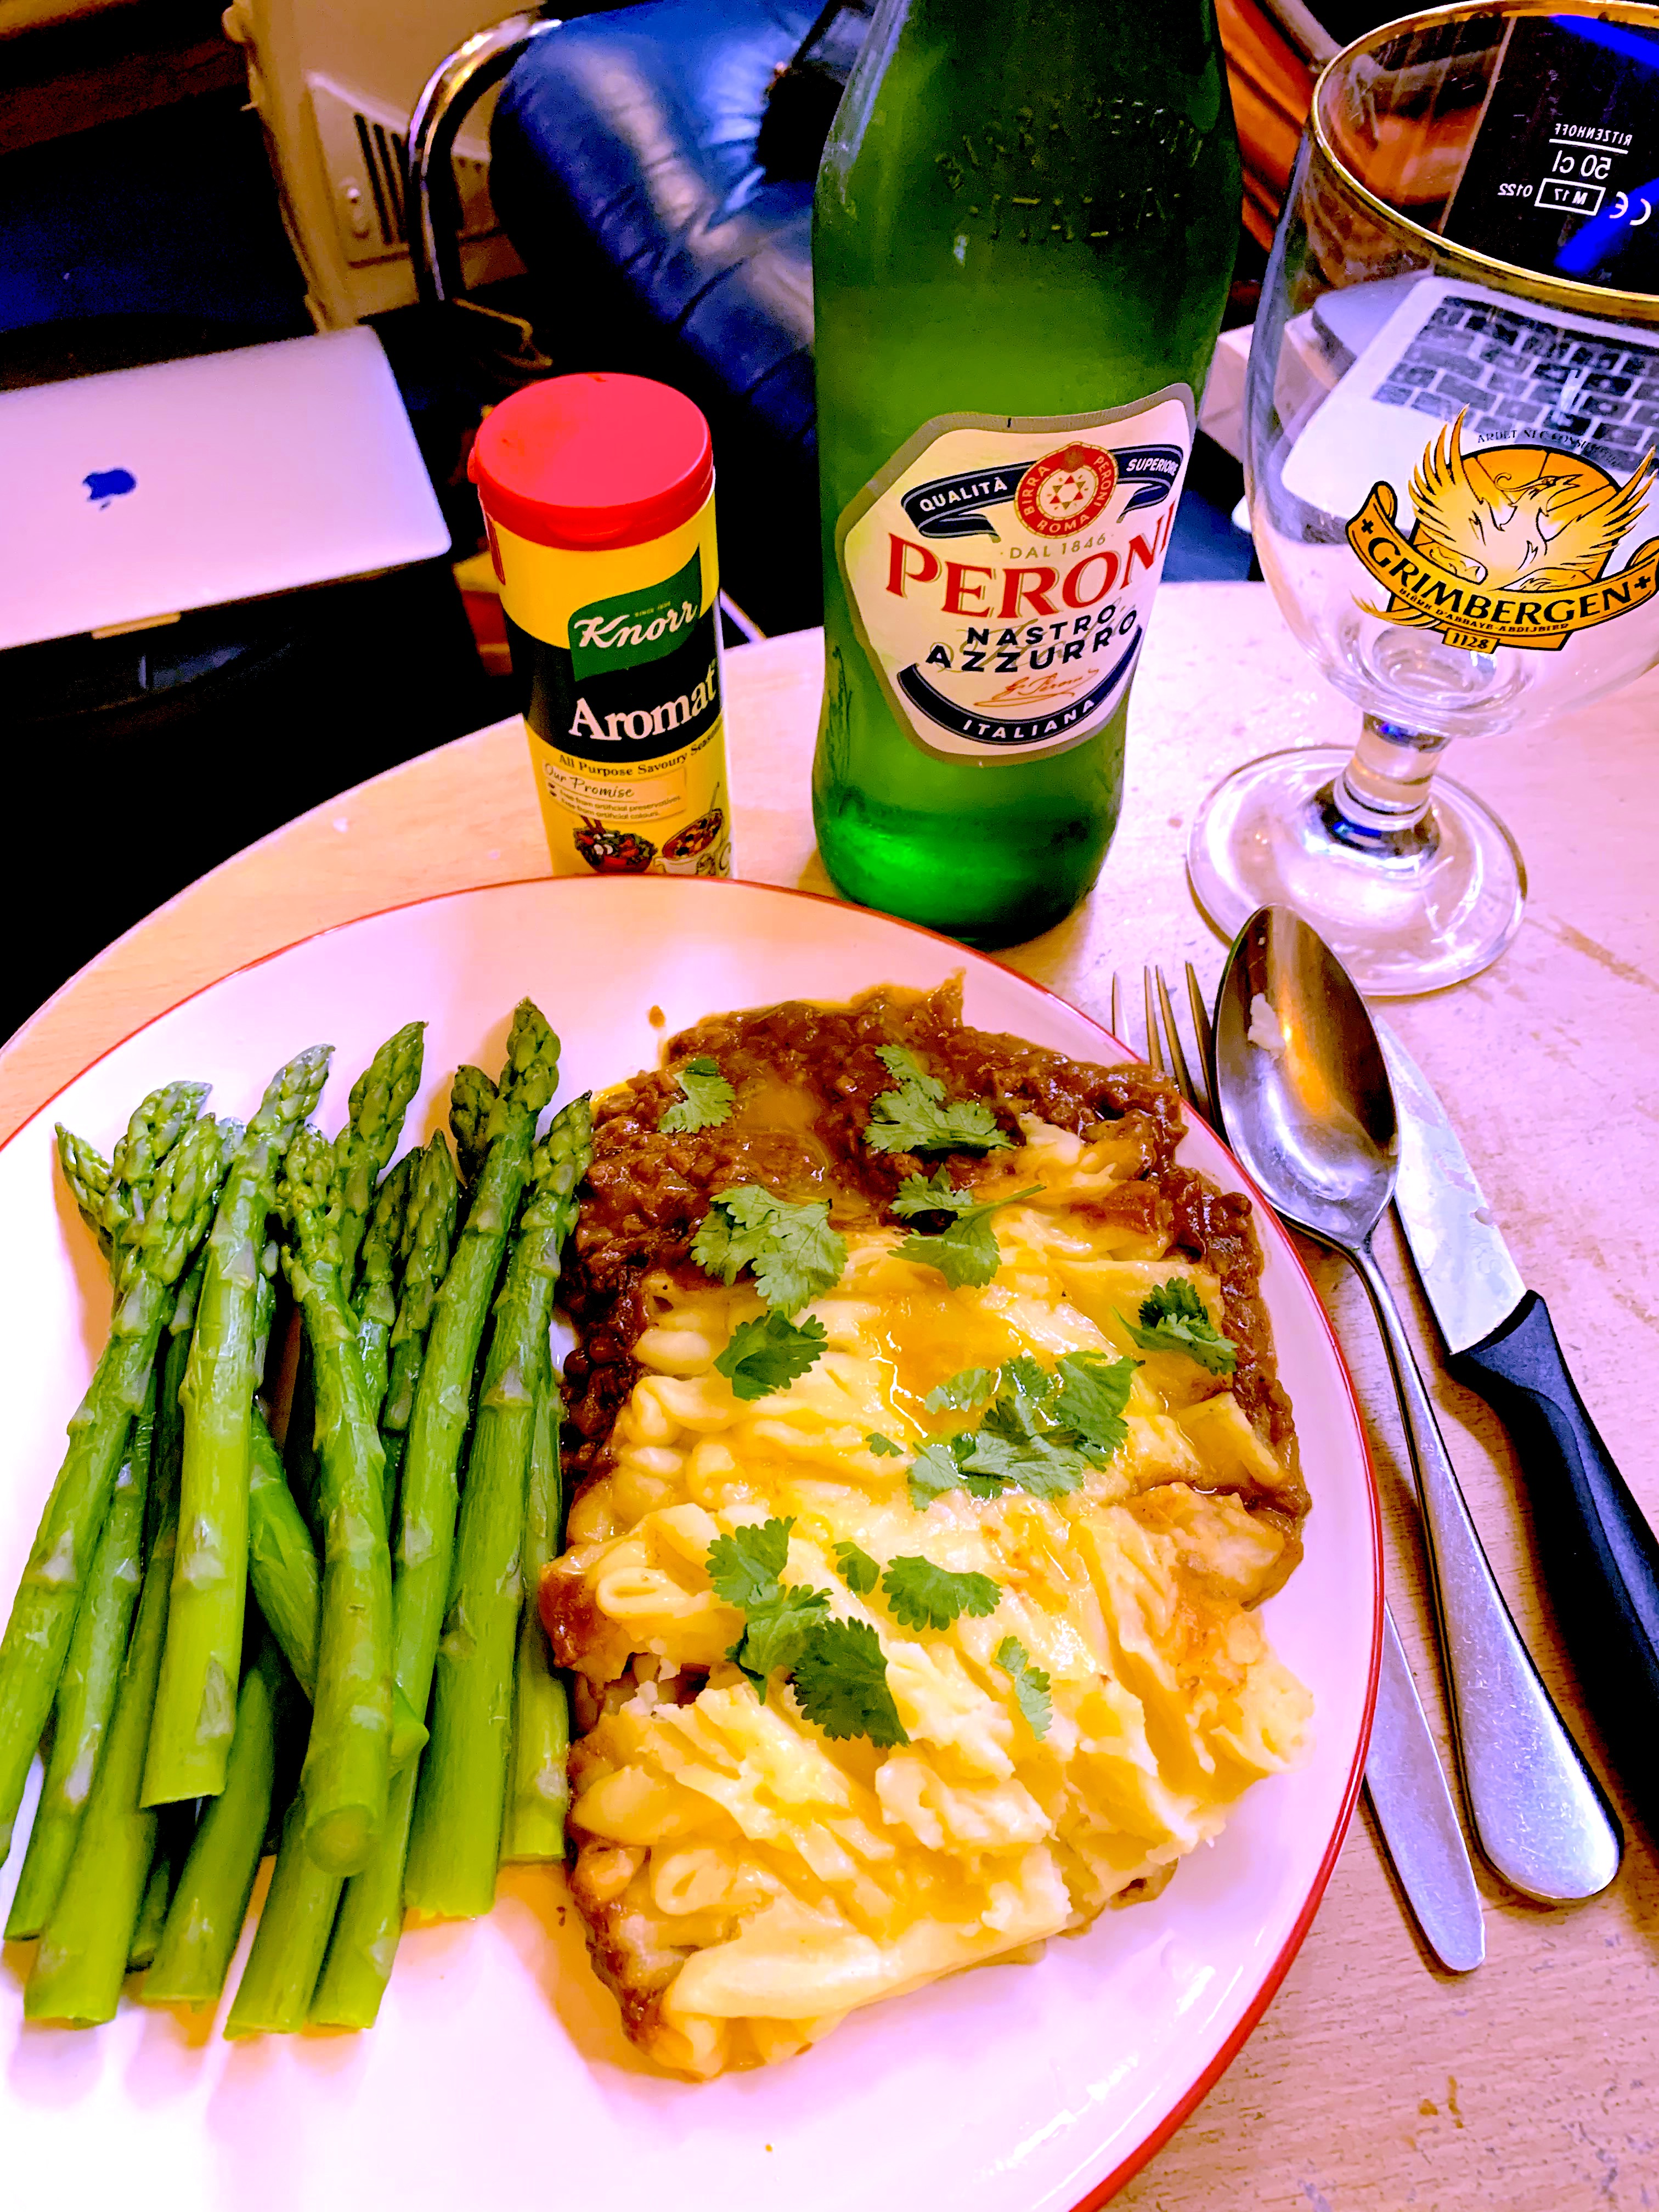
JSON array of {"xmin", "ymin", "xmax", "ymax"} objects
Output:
[{"xmin": 1114, "ymin": 962, "xmax": 1486, "ymax": 1975}]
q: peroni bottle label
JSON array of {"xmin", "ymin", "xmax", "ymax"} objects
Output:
[{"xmin": 836, "ymin": 386, "xmax": 1194, "ymax": 761}]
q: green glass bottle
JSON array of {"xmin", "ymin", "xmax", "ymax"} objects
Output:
[{"xmin": 810, "ymin": 0, "xmax": 1240, "ymax": 946}]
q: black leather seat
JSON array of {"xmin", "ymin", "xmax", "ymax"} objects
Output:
[
  {"xmin": 487, "ymin": 0, "xmax": 1255, "ymax": 633},
  {"xmin": 490, "ymin": 0, "xmax": 822, "ymax": 633}
]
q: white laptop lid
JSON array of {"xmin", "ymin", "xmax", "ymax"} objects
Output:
[{"xmin": 0, "ymin": 329, "xmax": 451, "ymax": 652}]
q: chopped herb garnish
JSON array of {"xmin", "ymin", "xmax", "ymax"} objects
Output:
[
  {"xmin": 864, "ymin": 1045, "xmax": 1012, "ymax": 1158},
  {"xmin": 833, "ymin": 1539, "xmax": 880, "ymax": 1595},
  {"xmin": 1124, "ymin": 1278, "xmax": 1238, "ymax": 1376},
  {"xmin": 714, "ymin": 1311, "xmax": 827, "ymax": 1400},
  {"xmin": 866, "ymin": 1431, "xmax": 903, "ymax": 1457},
  {"xmin": 907, "ymin": 1434, "xmax": 1004, "ymax": 1510},
  {"xmin": 704, "ymin": 1519, "xmax": 832, "ymax": 1702},
  {"xmin": 692, "ymin": 1184, "xmax": 848, "ymax": 1314},
  {"xmin": 891, "ymin": 1166, "xmax": 975, "ymax": 1218},
  {"xmin": 907, "ymin": 1350, "xmax": 1136, "ymax": 1508},
  {"xmin": 707, "ymin": 1524, "xmax": 906, "ymax": 1742},
  {"xmin": 706, "ymin": 1516, "xmax": 794, "ymax": 1610},
  {"xmin": 661, "ymin": 1054, "xmax": 735, "ymax": 1134},
  {"xmin": 893, "ymin": 1185, "xmax": 1043, "ymax": 1289},
  {"xmin": 996, "ymin": 1635, "xmax": 1052, "ymax": 1737},
  {"xmin": 881, "ymin": 1555, "xmax": 1001, "ymax": 1633},
  {"xmin": 922, "ymin": 1366, "xmax": 999, "ymax": 1413},
  {"xmin": 790, "ymin": 1618, "xmax": 909, "ymax": 1746},
  {"xmin": 733, "ymin": 1583, "xmax": 832, "ymax": 1698}
]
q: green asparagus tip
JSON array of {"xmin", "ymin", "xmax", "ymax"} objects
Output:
[
  {"xmin": 500, "ymin": 1001, "xmax": 561, "ymax": 1119},
  {"xmin": 110, "ymin": 1080, "xmax": 211, "ymax": 1193},
  {"xmin": 247, "ymin": 1045, "xmax": 335, "ymax": 1153}
]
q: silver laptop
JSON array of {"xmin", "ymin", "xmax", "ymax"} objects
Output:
[
  {"xmin": 1277, "ymin": 271, "xmax": 1659, "ymax": 526},
  {"xmin": 0, "ymin": 328, "xmax": 450, "ymax": 653}
]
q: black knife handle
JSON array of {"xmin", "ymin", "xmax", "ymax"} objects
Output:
[{"xmin": 1451, "ymin": 1290, "xmax": 1659, "ymax": 1839}]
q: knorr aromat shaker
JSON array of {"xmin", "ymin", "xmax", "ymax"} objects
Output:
[{"xmin": 470, "ymin": 374, "xmax": 731, "ymax": 878}]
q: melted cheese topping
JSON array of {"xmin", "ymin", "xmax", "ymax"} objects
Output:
[{"xmin": 551, "ymin": 1118, "xmax": 1313, "ymax": 2079}]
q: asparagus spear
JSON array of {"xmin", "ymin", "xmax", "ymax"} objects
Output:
[
  {"xmin": 380, "ymin": 1135, "xmax": 461, "ymax": 1519},
  {"xmin": 127, "ymin": 1804, "xmax": 194, "ymax": 1972},
  {"xmin": 405, "ymin": 1097, "xmax": 591, "ymax": 1915},
  {"xmin": 223, "ymin": 1795, "xmax": 342, "ymax": 2036},
  {"xmin": 308, "ymin": 1007, "xmax": 559, "ymax": 2021},
  {"xmin": 146, "ymin": 1048, "xmax": 332, "ymax": 1806},
  {"xmin": 393, "ymin": 1005, "xmax": 559, "ymax": 1718},
  {"xmin": 247, "ymin": 1406, "xmax": 426, "ymax": 1767},
  {"xmin": 500, "ymin": 1352, "xmax": 571, "ymax": 1863},
  {"xmin": 143, "ymin": 1634, "xmax": 284, "ymax": 2007},
  {"xmin": 334, "ymin": 1022, "xmax": 426, "ymax": 1289},
  {"xmin": 24, "ymin": 1257, "xmax": 206, "ymax": 2025},
  {"xmin": 5, "ymin": 1370, "xmax": 155, "ymax": 1939},
  {"xmin": 354, "ymin": 1153, "xmax": 411, "ymax": 1426},
  {"xmin": 0, "ymin": 1104, "xmax": 224, "ymax": 1868},
  {"xmin": 280, "ymin": 1128, "xmax": 394, "ymax": 1876}
]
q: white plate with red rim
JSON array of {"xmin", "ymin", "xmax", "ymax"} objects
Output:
[{"xmin": 0, "ymin": 875, "xmax": 1380, "ymax": 2212}]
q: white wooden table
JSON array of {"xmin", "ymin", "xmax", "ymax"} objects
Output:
[{"xmin": 5, "ymin": 582, "xmax": 1656, "ymax": 2209}]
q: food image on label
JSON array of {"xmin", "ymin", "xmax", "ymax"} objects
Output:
[{"xmin": 836, "ymin": 390, "xmax": 1194, "ymax": 761}]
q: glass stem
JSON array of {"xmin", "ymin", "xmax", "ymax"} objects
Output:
[{"xmin": 1320, "ymin": 715, "xmax": 1451, "ymax": 855}]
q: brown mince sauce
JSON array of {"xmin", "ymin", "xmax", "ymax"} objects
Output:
[{"xmin": 560, "ymin": 981, "xmax": 1310, "ymax": 1565}]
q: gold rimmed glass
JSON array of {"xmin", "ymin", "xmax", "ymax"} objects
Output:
[{"xmin": 1188, "ymin": 0, "xmax": 1659, "ymax": 994}]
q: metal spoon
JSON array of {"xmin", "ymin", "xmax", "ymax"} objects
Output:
[{"xmin": 1211, "ymin": 906, "xmax": 1621, "ymax": 1905}]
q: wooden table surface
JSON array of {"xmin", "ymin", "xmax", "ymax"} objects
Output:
[{"xmin": 5, "ymin": 582, "xmax": 1657, "ymax": 2210}]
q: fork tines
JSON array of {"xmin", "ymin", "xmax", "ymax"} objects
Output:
[{"xmin": 1109, "ymin": 963, "xmax": 1214, "ymax": 1120}]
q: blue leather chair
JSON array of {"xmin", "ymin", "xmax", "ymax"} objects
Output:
[{"xmin": 411, "ymin": 1, "xmax": 1252, "ymax": 635}]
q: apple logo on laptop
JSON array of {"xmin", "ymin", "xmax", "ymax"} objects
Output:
[{"xmin": 84, "ymin": 467, "xmax": 137, "ymax": 507}]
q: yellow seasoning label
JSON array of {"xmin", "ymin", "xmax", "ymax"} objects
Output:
[
  {"xmin": 488, "ymin": 493, "xmax": 731, "ymax": 876},
  {"xmin": 1347, "ymin": 411, "xmax": 1659, "ymax": 655}
]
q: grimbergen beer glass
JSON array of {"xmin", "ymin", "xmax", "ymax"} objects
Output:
[{"xmin": 1188, "ymin": 0, "xmax": 1659, "ymax": 993}]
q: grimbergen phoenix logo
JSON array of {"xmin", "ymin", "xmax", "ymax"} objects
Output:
[{"xmin": 1347, "ymin": 411, "xmax": 1659, "ymax": 654}]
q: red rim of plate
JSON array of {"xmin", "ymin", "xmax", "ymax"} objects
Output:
[{"xmin": 0, "ymin": 871, "xmax": 1383, "ymax": 2204}]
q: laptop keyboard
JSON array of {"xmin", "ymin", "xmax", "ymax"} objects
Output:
[{"xmin": 1371, "ymin": 292, "xmax": 1659, "ymax": 478}]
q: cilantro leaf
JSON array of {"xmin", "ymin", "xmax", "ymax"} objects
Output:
[
  {"xmin": 715, "ymin": 1311, "xmax": 828, "ymax": 1401},
  {"xmin": 692, "ymin": 1185, "xmax": 847, "ymax": 1314},
  {"xmin": 923, "ymin": 1366, "xmax": 999, "ymax": 1413},
  {"xmin": 1052, "ymin": 1349, "xmax": 1136, "ymax": 1459},
  {"xmin": 864, "ymin": 1045, "xmax": 1012, "ymax": 1158},
  {"xmin": 962, "ymin": 1427, "xmax": 1092, "ymax": 1499},
  {"xmin": 996, "ymin": 1635, "xmax": 1052, "ymax": 1738},
  {"xmin": 882, "ymin": 1555, "xmax": 1001, "ymax": 1632},
  {"xmin": 907, "ymin": 1434, "xmax": 1005, "ymax": 1510},
  {"xmin": 706, "ymin": 1516, "xmax": 792, "ymax": 1610},
  {"xmin": 833, "ymin": 1539, "xmax": 879, "ymax": 1596},
  {"xmin": 1124, "ymin": 1278, "xmax": 1238, "ymax": 1376},
  {"xmin": 661, "ymin": 1054, "xmax": 735, "ymax": 1134},
  {"xmin": 866, "ymin": 1431, "xmax": 902, "ymax": 1457},
  {"xmin": 891, "ymin": 1166, "xmax": 976, "ymax": 1218},
  {"xmin": 731, "ymin": 1583, "xmax": 832, "ymax": 1700},
  {"xmin": 791, "ymin": 1619, "xmax": 909, "ymax": 1746},
  {"xmin": 893, "ymin": 1186, "xmax": 1043, "ymax": 1289}
]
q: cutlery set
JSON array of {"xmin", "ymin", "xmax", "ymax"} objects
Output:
[{"xmin": 1116, "ymin": 907, "xmax": 1657, "ymax": 1970}]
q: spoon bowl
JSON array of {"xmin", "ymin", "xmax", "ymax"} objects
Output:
[{"xmin": 1211, "ymin": 908, "xmax": 1397, "ymax": 1249}]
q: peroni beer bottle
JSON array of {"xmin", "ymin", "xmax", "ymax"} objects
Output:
[{"xmin": 811, "ymin": 0, "xmax": 1240, "ymax": 945}]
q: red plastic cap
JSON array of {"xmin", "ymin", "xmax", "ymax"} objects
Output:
[{"xmin": 469, "ymin": 373, "xmax": 714, "ymax": 551}]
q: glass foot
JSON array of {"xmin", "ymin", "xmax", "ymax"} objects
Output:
[{"xmin": 1187, "ymin": 747, "xmax": 1526, "ymax": 996}]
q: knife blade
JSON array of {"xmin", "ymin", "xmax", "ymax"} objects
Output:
[
  {"xmin": 1367, "ymin": 1603, "xmax": 1485, "ymax": 1972},
  {"xmin": 1379, "ymin": 1020, "xmax": 1659, "ymax": 1845}
]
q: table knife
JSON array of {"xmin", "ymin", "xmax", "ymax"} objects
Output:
[
  {"xmin": 1367, "ymin": 1604, "xmax": 1485, "ymax": 1972},
  {"xmin": 1381, "ymin": 1022, "xmax": 1659, "ymax": 1844}
]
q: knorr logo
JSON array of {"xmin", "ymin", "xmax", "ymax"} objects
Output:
[
  {"xmin": 1347, "ymin": 412, "xmax": 1658, "ymax": 654},
  {"xmin": 569, "ymin": 547, "xmax": 704, "ymax": 678}
]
